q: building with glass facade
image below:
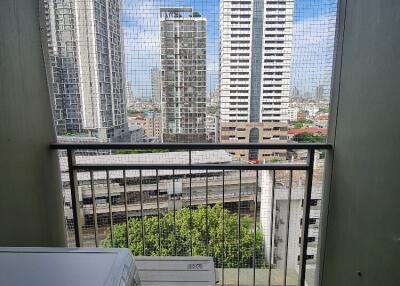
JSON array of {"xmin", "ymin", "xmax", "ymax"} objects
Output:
[
  {"xmin": 43, "ymin": 0, "xmax": 128, "ymax": 141},
  {"xmin": 160, "ymin": 7, "xmax": 207, "ymax": 143}
]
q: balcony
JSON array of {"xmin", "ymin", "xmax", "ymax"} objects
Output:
[
  {"xmin": 50, "ymin": 142, "xmax": 331, "ymax": 285},
  {"xmin": 1, "ymin": 1, "xmax": 400, "ymax": 286}
]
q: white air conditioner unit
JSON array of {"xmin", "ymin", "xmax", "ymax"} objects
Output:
[
  {"xmin": 0, "ymin": 247, "xmax": 141, "ymax": 286},
  {"xmin": 134, "ymin": 256, "xmax": 216, "ymax": 285}
]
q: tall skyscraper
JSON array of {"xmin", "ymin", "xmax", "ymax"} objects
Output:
[
  {"xmin": 219, "ymin": 0, "xmax": 293, "ymax": 160},
  {"xmin": 160, "ymin": 7, "xmax": 207, "ymax": 143},
  {"xmin": 292, "ymin": 87, "xmax": 300, "ymax": 98},
  {"xmin": 151, "ymin": 68, "xmax": 161, "ymax": 104},
  {"xmin": 125, "ymin": 81, "xmax": 134, "ymax": 98},
  {"xmin": 44, "ymin": 0, "xmax": 128, "ymax": 142},
  {"xmin": 315, "ymin": 85, "xmax": 324, "ymax": 101}
]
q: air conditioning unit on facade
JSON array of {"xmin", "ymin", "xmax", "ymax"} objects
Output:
[{"xmin": 134, "ymin": 256, "xmax": 216, "ymax": 285}]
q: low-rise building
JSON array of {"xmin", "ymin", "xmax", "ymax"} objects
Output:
[
  {"xmin": 220, "ymin": 122, "xmax": 288, "ymax": 161},
  {"xmin": 59, "ymin": 150, "xmax": 259, "ymax": 242},
  {"xmin": 128, "ymin": 113, "xmax": 161, "ymax": 140},
  {"xmin": 129, "ymin": 125, "xmax": 144, "ymax": 143},
  {"xmin": 57, "ymin": 135, "xmax": 110, "ymax": 155},
  {"xmin": 143, "ymin": 112, "xmax": 161, "ymax": 138},
  {"xmin": 206, "ymin": 114, "xmax": 218, "ymax": 143},
  {"xmin": 288, "ymin": 107, "xmax": 299, "ymax": 122},
  {"xmin": 260, "ymin": 167, "xmax": 325, "ymax": 271}
]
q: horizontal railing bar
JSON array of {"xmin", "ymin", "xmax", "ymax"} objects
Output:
[
  {"xmin": 50, "ymin": 142, "xmax": 332, "ymax": 150},
  {"xmin": 71, "ymin": 163, "xmax": 310, "ymax": 171}
]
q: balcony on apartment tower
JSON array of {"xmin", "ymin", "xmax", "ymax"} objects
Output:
[{"xmin": 0, "ymin": 1, "xmax": 399, "ymax": 286}]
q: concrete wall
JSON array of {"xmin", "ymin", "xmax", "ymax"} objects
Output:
[
  {"xmin": 0, "ymin": 0, "xmax": 65, "ymax": 246},
  {"xmin": 321, "ymin": 0, "xmax": 400, "ymax": 285}
]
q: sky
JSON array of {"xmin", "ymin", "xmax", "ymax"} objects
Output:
[{"xmin": 121, "ymin": 0, "xmax": 338, "ymax": 98}]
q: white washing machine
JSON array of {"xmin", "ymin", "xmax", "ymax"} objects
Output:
[{"xmin": 0, "ymin": 247, "xmax": 141, "ymax": 286}]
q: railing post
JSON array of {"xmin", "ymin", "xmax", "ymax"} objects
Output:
[
  {"xmin": 139, "ymin": 169, "xmax": 145, "ymax": 255},
  {"xmin": 267, "ymin": 170, "xmax": 275, "ymax": 286},
  {"xmin": 222, "ymin": 169, "xmax": 225, "ymax": 285},
  {"xmin": 189, "ymin": 149, "xmax": 193, "ymax": 256},
  {"xmin": 172, "ymin": 169, "xmax": 177, "ymax": 256},
  {"xmin": 106, "ymin": 170, "xmax": 114, "ymax": 246},
  {"xmin": 237, "ymin": 170, "xmax": 241, "ymax": 286},
  {"xmin": 283, "ymin": 170, "xmax": 293, "ymax": 286},
  {"xmin": 67, "ymin": 149, "xmax": 82, "ymax": 247},
  {"xmin": 205, "ymin": 169, "xmax": 209, "ymax": 256},
  {"xmin": 156, "ymin": 169, "xmax": 161, "ymax": 255},
  {"xmin": 298, "ymin": 149, "xmax": 315, "ymax": 286},
  {"xmin": 123, "ymin": 170, "xmax": 129, "ymax": 248},
  {"xmin": 90, "ymin": 170, "xmax": 99, "ymax": 247},
  {"xmin": 253, "ymin": 170, "xmax": 260, "ymax": 286}
]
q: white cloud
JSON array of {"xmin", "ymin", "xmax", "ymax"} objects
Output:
[
  {"xmin": 122, "ymin": 0, "xmax": 162, "ymax": 97},
  {"xmin": 291, "ymin": 12, "xmax": 337, "ymax": 96}
]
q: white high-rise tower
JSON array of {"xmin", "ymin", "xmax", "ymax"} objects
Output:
[
  {"xmin": 219, "ymin": 0, "xmax": 293, "ymax": 160},
  {"xmin": 44, "ymin": 0, "xmax": 128, "ymax": 141}
]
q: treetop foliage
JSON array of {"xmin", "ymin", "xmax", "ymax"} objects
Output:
[{"xmin": 102, "ymin": 204, "xmax": 266, "ymax": 268}]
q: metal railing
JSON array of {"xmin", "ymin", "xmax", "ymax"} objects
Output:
[{"xmin": 50, "ymin": 143, "xmax": 332, "ymax": 286}]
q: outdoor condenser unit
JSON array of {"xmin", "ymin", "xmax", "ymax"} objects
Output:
[
  {"xmin": 133, "ymin": 256, "xmax": 216, "ymax": 285},
  {"xmin": 0, "ymin": 247, "xmax": 141, "ymax": 286}
]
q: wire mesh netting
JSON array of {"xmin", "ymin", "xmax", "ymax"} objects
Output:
[
  {"xmin": 58, "ymin": 146, "xmax": 328, "ymax": 285},
  {"xmin": 45, "ymin": 0, "xmax": 337, "ymax": 285},
  {"xmin": 44, "ymin": 0, "xmax": 337, "ymax": 145}
]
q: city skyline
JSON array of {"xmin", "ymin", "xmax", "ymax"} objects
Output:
[
  {"xmin": 43, "ymin": 0, "xmax": 334, "ymax": 145},
  {"xmin": 122, "ymin": 0, "xmax": 337, "ymax": 99}
]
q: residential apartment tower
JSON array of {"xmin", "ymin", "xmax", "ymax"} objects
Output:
[
  {"xmin": 219, "ymin": 0, "xmax": 293, "ymax": 159},
  {"xmin": 44, "ymin": 0, "xmax": 128, "ymax": 141},
  {"xmin": 160, "ymin": 7, "xmax": 207, "ymax": 143}
]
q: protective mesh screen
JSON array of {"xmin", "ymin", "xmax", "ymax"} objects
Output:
[
  {"xmin": 44, "ymin": 0, "xmax": 337, "ymax": 285},
  {"xmin": 44, "ymin": 0, "xmax": 337, "ymax": 144}
]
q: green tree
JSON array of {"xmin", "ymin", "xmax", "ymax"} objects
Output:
[
  {"xmin": 127, "ymin": 109, "xmax": 141, "ymax": 117},
  {"xmin": 144, "ymin": 108, "xmax": 160, "ymax": 113},
  {"xmin": 291, "ymin": 119, "xmax": 313, "ymax": 128},
  {"xmin": 318, "ymin": 107, "xmax": 329, "ymax": 113},
  {"xmin": 207, "ymin": 105, "xmax": 218, "ymax": 115},
  {"xmin": 102, "ymin": 204, "xmax": 266, "ymax": 268},
  {"xmin": 192, "ymin": 11, "xmax": 201, "ymax": 17},
  {"xmin": 293, "ymin": 132, "xmax": 326, "ymax": 143},
  {"xmin": 293, "ymin": 122, "xmax": 304, "ymax": 128}
]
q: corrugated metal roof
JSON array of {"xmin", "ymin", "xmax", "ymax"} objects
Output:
[{"xmin": 59, "ymin": 150, "xmax": 234, "ymax": 182}]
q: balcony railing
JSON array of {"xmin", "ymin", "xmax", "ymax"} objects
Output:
[{"xmin": 50, "ymin": 143, "xmax": 332, "ymax": 286}]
